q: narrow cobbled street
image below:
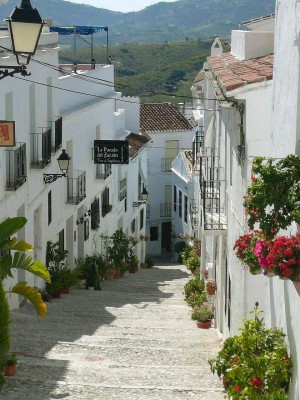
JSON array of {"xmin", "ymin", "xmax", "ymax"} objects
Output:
[{"xmin": 1, "ymin": 264, "xmax": 223, "ymax": 400}]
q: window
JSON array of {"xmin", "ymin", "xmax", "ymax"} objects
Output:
[
  {"xmin": 101, "ymin": 187, "xmax": 110, "ymax": 217},
  {"xmin": 58, "ymin": 229, "xmax": 64, "ymax": 251},
  {"xmin": 140, "ymin": 208, "xmax": 144, "ymax": 230},
  {"xmin": 84, "ymin": 219, "xmax": 89, "ymax": 241},
  {"xmin": 54, "ymin": 117, "xmax": 62, "ymax": 152},
  {"xmin": 91, "ymin": 197, "xmax": 100, "ymax": 230},
  {"xmin": 173, "ymin": 185, "xmax": 177, "ymax": 212},
  {"xmin": 179, "ymin": 190, "xmax": 182, "ymax": 218},
  {"xmin": 150, "ymin": 226, "xmax": 158, "ymax": 241},
  {"xmin": 30, "ymin": 129, "xmax": 51, "ymax": 169},
  {"xmin": 48, "ymin": 191, "xmax": 52, "ymax": 225},
  {"xmin": 119, "ymin": 178, "xmax": 127, "ymax": 201},
  {"xmin": 5, "ymin": 142, "xmax": 27, "ymax": 191},
  {"xmin": 184, "ymin": 195, "xmax": 188, "ymax": 223},
  {"xmin": 131, "ymin": 219, "xmax": 136, "ymax": 233}
]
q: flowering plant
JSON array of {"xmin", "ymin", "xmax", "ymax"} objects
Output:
[
  {"xmin": 244, "ymin": 155, "xmax": 300, "ymax": 237},
  {"xmin": 209, "ymin": 304, "xmax": 292, "ymax": 399},
  {"xmin": 233, "ymin": 232, "xmax": 262, "ymax": 274},
  {"xmin": 265, "ymin": 234, "xmax": 300, "ymax": 281}
]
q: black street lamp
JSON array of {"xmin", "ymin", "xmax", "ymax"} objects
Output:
[
  {"xmin": 43, "ymin": 149, "xmax": 71, "ymax": 184},
  {"xmin": 0, "ymin": 0, "xmax": 45, "ymax": 79},
  {"xmin": 133, "ymin": 187, "xmax": 148, "ymax": 207}
]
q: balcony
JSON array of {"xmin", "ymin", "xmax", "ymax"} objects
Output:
[
  {"xmin": 192, "ymin": 125, "xmax": 204, "ymax": 166},
  {"xmin": 5, "ymin": 142, "xmax": 27, "ymax": 191},
  {"xmin": 96, "ymin": 164, "xmax": 112, "ymax": 180},
  {"xmin": 30, "ymin": 129, "xmax": 51, "ymax": 169},
  {"xmin": 200, "ymin": 148, "xmax": 226, "ymax": 232},
  {"xmin": 161, "ymin": 158, "xmax": 175, "ymax": 172},
  {"xmin": 160, "ymin": 202, "xmax": 172, "ymax": 218},
  {"xmin": 67, "ymin": 171, "xmax": 86, "ymax": 205}
]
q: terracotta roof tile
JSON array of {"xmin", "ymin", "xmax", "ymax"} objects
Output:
[
  {"xmin": 140, "ymin": 103, "xmax": 194, "ymax": 133},
  {"xmin": 207, "ymin": 53, "xmax": 273, "ymax": 93},
  {"xmin": 126, "ymin": 132, "xmax": 151, "ymax": 158}
]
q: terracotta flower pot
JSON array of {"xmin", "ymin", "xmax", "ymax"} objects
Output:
[
  {"xmin": 114, "ymin": 267, "xmax": 121, "ymax": 279},
  {"xmin": 196, "ymin": 320, "xmax": 212, "ymax": 329},
  {"xmin": 106, "ymin": 268, "xmax": 115, "ymax": 280},
  {"xmin": 5, "ymin": 364, "xmax": 17, "ymax": 376},
  {"xmin": 207, "ymin": 287, "xmax": 216, "ymax": 296}
]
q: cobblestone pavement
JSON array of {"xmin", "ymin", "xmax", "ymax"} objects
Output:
[{"xmin": 1, "ymin": 264, "xmax": 224, "ymax": 400}]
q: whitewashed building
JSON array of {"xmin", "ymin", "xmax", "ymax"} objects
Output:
[
  {"xmin": 1, "ymin": 23, "xmax": 148, "ymax": 309},
  {"xmin": 140, "ymin": 103, "xmax": 195, "ymax": 256},
  {"xmin": 198, "ymin": 6, "xmax": 300, "ymax": 397}
]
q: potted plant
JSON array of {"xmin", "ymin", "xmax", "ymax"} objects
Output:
[
  {"xmin": 184, "ymin": 273, "xmax": 207, "ymax": 307},
  {"xmin": 209, "ymin": 303, "xmax": 293, "ymax": 399},
  {"xmin": 4, "ymin": 353, "xmax": 17, "ymax": 376},
  {"xmin": 206, "ymin": 279, "xmax": 217, "ymax": 296},
  {"xmin": 191, "ymin": 304, "xmax": 214, "ymax": 329},
  {"xmin": 233, "ymin": 231, "xmax": 263, "ymax": 275}
]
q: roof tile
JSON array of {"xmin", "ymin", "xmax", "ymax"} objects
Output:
[{"xmin": 140, "ymin": 103, "xmax": 194, "ymax": 133}]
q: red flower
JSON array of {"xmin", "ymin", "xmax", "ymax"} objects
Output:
[
  {"xmin": 234, "ymin": 386, "xmax": 241, "ymax": 392},
  {"xmin": 251, "ymin": 377, "xmax": 263, "ymax": 387},
  {"xmin": 231, "ymin": 357, "xmax": 239, "ymax": 363}
]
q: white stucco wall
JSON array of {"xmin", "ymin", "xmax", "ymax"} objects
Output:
[{"xmin": 231, "ymin": 30, "xmax": 274, "ymax": 61}]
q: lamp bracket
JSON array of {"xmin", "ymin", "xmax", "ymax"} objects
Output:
[
  {"xmin": 133, "ymin": 201, "xmax": 146, "ymax": 207},
  {"xmin": 0, "ymin": 64, "xmax": 31, "ymax": 80},
  {"xmin": 43, "ymin": 173, "xmax": 66, "ymax": 184}
]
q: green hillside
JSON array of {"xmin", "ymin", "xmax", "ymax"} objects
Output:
[{"xmin": 60, "ymin": 39, "xmax": 218, "ymax": 103}]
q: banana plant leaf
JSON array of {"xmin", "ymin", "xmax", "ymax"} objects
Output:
[
  {"xmin": 11, "ymin": 282, "xmax": 47, "ymax": 319},
  {"xmin": 0, "ymin": 217, "xmax": 27, "ymax": 249}
]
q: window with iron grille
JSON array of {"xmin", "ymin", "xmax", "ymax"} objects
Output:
[
  {"xmin": 119, "ymin": 178, "xmax": 126, "ymax": 201},
  {"xmin": 184, "ymin": 195, "xmax": 188, "ymax": 223},
  {"xmin": 30, "ymin": 129, "xmax": 51, "ymax": 168},
  {"xmin": 54, "ymin": 117, "xmax": 62, "ymax": 152},
  {"xmin": 5, "ymin": 142, "xmax": 27, "ymax": 191},
  {"xmin": 91, "ymin": 197, "xmax": 100, "ymax": 230},
  {"xmin": 173, "ymin": 185, "xmax": 177, "ymax": 212},
  {"xmin": 84, "ymin": 219, "xmax": 89, "ymax": 241},
  {"xmin": 48, "ymin": 191, "xmax": 52, "ymax": 225},
  {"xmin": 101, "ymin": 187, "xmax": 110, "ymax": 217},
  {"xmin": 179, "ymin": 190, "xmax": 182, "ymax": 218},
  {"xmin": 58, "ymin": 229, "xmax": 64, "ymax": 251},
  {"xmin": 131, "ymin": 218, "xmax": 136, "ymax": 233},
  {"xmin": 140, "ymin": 208, "xmax": 144, "ymax": 230}
]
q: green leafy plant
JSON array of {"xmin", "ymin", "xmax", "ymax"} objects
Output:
[
  {"xmin": 0, "ymin": 217, "xmax": 50, "ymax": 318},
  {"xmin": 233, "ymin": 231, "xmax": 263, "ymax": 274},
  {"xmin": 244, "ymin": 155, "xmax": 300, "ymax": 237},
  {"xmin": 45, "ymin": 241, "xmax": 69, "ymax": 296},
  {"xmin": 174, "ymin": 240, "xmax": 188, "ymax": 254},
  {"xmin": 184, "ymin": 273, "xmax": 206, "ymax": 306},
  {"xmin": 6, "ymin": 352, "xmax": 17, "ymax": 366},
  {"xmin": 191, "ymin": 304, "xmax": 214, "ymax": 322},
  {"xmin": 209, "ymin": 304, "xmax": 292, "ymax": 399}
]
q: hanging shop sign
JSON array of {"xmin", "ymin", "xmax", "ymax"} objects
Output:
[{"xmin": 94, "ymin": 140, "xmax": 129, "ymax": 164}]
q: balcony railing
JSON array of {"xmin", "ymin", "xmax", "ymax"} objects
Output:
[
  {"xmin": 30, "ymin": 129, "xmax": 52, "ymax": 169},
  {"xmin": 5, "ymin": 142, "xmax": 27, "ymax": 191},
  {"xmin": 67, "ymin": 171, "xmax": 86, "ymax": 205},
  {"xmin": 192, "ymin": 125, "xmax": 204, "ymax": 166},
  {"xmin": 161, "ymin": 158, "xmax": 175, "ymax": 172},
  {"xmin": 160, "ymin": 202, "xmax": 172, "ymax": 218},
  {"xmin": 52, "ymin": 117, "xmax": 62, "ymax": 153},
  {"xmin": 96, "ymin": 164, "xmax": 112, "ymax": 180},
  {"xmin": 199, "ymin": 147, "xmax": 226, "ymax": 231}
]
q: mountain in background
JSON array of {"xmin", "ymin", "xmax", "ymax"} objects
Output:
[{"xmin": 0, "ymin": 0, "xmax": 275, "ymax": 44}]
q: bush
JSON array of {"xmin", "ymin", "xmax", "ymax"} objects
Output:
[
  {"xmin": 209, "ymin": 304, "xmax": 292, "ymax": 399},
  {"xmin": 192, "ymin": 304, "xmax": 214, "ymax": 322},
  {"xmin": 184, "ymin": 273, "xmax": 206, "ymax": 306}
]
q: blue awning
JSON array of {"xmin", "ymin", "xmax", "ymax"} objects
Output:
[{"xmin": 50, "ymin": 26, "xmax": 108, "ymax": 35}]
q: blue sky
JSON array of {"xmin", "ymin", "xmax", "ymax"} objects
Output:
[{"xmin": 66, "ymin": 0, "xmax": 178, "ymax": 12}]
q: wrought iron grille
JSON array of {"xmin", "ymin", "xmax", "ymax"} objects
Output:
[
  {"xmin": 30, "ymin": 129, "xmax": 51, "ymax": 169},
  {"xmin": 119, "ymin": 178, "xmax": 127, "ymax": 201},
  {"xmin": 161, "ymin": 158, "xmax": 175, "ymax": 172},
  {"xmin": 199, "ymin": 147, "xmax": 226, "ymax": 231},
  {"xmin": 5, "ymin": 142, "xmax": 27, "ymax": 191},
  {"xmin": 67, "ymin": 171, "xmax": 86, "ymax": 205},
  {"xmin": 160, "ymin": 202, "xmax": 172, "ymax": 218},
  {"xmin": 91, "ymin": 197, "xmax": 100, "ymax": 230},
  {"xmin": 101, "ymin": 187, "xmax": 110, "ymax": 217},
  {"xmin": 96, "ymin": 163, "xmax": 112, "ymax": 179},
  {"xmin": 192, "ymin": 125, "xmax": 204, "ymax": 166}
]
